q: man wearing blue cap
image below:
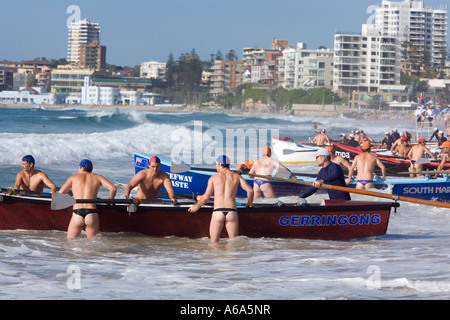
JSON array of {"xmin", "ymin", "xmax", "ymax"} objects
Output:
[
  {"xmin": 13, "ymin": 155, "xmax": 57, "ymax": 194},
  {"xmin": 124, "ymin": 156, "xmax": 177, "ymax": 205},
  {"xmin": 188, "ymin": 155, "xmax": 254, "ymax": 243},
  {"xmin": 59, "ymin": 159, "xmax": 117, "ymax": 240}
]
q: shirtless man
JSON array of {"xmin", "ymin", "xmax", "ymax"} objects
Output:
[
  {"xmin": 248, "ymin": 147, "xmax": 295, "ymax": 199},
  {"xmin": 188, "ymin": 155, "xmax": 254, "ymax": 243},
  {"xmin": 312, "ymin": 129, "xmax": 330, "ymax": 146},
  {"xmin": 124, "ymin": 156, "xmax": 177, "ymax": 205},
  {"xmin": 59, "ymin": 159, "xmax": 117, "ymax": 240},
  {"xmin": 13, "ymin": 155, "xmax": 57, "ymax": 194},
  {"xmin": 346, "ymin": 141, "xmax": 386, "ymax": 190},
  {"xmin": 392, "ymin": 137, "xmax": 412, "ymax": 157},
  {"xmin": 326, "ymin": 146, "xmax": 351, "ymax": 172},
  {"xmin": 407, "ymin": 138, "xmax": 437, "ymax": 177},
  {"xmin": 434, "ymin": 141, "xmax": 450, "ymax": 178}
]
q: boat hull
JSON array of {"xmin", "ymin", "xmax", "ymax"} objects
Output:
[{"xmin": 0, "ymin": 194, "xmax": 396, "ymax": 240}]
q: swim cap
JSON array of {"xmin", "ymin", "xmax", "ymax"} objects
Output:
[
  {"xmin": 22, "ymin": 155, "xmax": 35, "ymax": 165},
  {"xmin": 216, "ymin": 155, "xmax": 230, "ymax": 168},
  {"xmin": 79, "ymin": 159, "xmax": 93, "ymax": 172},
  {"xmin": 362, "ymin": 141, "xmax": 371, "ymax": 150},
  {"xmin": 440, "ymin": 141, "xmax": 450, "ymax": 149},
  {"xmin": 326, "ymin": 146, "xmax": 335, "ymax": 154},
  {"xmin": 418, "ymin": 138, "xmax": 426, "ymax": 143},
  {"xmin": 149, "ymin": 156, "xmax": 161, "ymax": 164},
  {"xmin": 263, "ymin": 147, "xmax": 272, "ymax": 156}
]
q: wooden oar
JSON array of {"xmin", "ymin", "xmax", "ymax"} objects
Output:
[
  {"xmin": 171, "ymin": 161, "xmax": 318, "ymax": 178},
  {"xmin": 51, "ymin": 193, "xmax": 144, "ymax": 211},
  {"xmin": 1, "ymin": 187, "xmax": 51, "ymax": 197},
  {"xmin": 398, "ymin": 170, "xmax": 449, "ymax": 175},
  {"xmin": 250, "ymin": 174, "xmax": 450, "ymax": 209}
]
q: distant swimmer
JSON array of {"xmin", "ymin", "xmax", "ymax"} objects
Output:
[
  {"xmin": 346, "ymin": 141, "xmax": 386, "ymax": 190},
  {"xmin": 13, "ymin": 155, "xmax": 57, "ymax": 194}
]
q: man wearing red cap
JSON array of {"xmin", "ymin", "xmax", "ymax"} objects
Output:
[
  {"xmin": 125, "ymin": 156, "xmax": 177, "ymax": 205},
  {"xmin": 346, "ymin": 142, "xmax": 386, "ymax": 190},
  {"xmin": 248, "ymin": 147, "xmax": 295, "ymax": 199},
  {"xmin": 392, "ymin": 136, "xmax": 412, "ymax": 157},
  {"xmin": 407, "ymin": 138, "xmax": 437, "ymax": 177}
]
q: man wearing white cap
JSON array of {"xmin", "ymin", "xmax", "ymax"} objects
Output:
[{"xmin": 299, "ymin": 148, "xmax": 351, "ymax": 201}]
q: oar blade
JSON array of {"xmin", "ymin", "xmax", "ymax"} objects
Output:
[
  {"xmin": 170, "ymin": 161, "xmax": 192, "ymax": 174},
  {"xmin": 51, "ymin": 193, "xmax": 76, "ymax": 211}
]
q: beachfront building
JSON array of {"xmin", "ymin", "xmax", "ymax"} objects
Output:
[
  {"xmin": 0, "ymin": 67, "xmax": 13, "ymax": 90},
  {"xmin": 68, "ymin": 19, "xmax": 106, "ymax": 70},
  {"xmin": 277, "ymin": 43, "xmax": 334, "ymax": 90},
  {"xmin": 51, "ymin": 65, "xmax": 95, "ymax": 96},
  {"xmin": 210, "ymin": 60, "xmax": 245, "ymax": 98},
  {"xmin": 375, "ymin": 0, "xmax": 447, "ymax": 69},
  {"xmin": 333, "ymin": 25, "xmax": 401, "ymax": 99},
  {"xmin": 0, "ymin": 87, "xmax": 65, "ymax": 105},
  {"xmin": 140, "ymin": 61, "xmax": 167, "ymax": 79}
]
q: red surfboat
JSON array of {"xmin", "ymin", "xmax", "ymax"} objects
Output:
[{"xmin": 0, "ymin": 192, "xmax": 399, "ymax": 241}]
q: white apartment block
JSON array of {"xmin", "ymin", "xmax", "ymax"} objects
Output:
[
  {"xmin": 68, "ymin": 19, "xmax": 101, "ymax": 66},
  {"xmin": 334, "ymin": 26, "xmax": 401, "ymax": 98},
  {"xmin": 140, "ymin": 61, "xmax": 167, "ymax": 79},
  {"xmin": 277, "ymin": 43, "xmax": 334, "ymax": 90},
  {"xmin": 82, "ymin": 77, "xmax": 119, "ymax": 105},
  {"xmin": 375, "ymin": 0, "xmax": 447, "ymax": 68}
]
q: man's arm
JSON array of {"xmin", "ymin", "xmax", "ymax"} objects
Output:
[
  {"xmin": 239, "ymin": 175, "xmax": 254, "ymax": 207},
  {"xmin": 346, "ymin": 158, "xmax": 358, "ymax": 185},
  {"xmin": 100, "ymin": 175, "xmax": 117, "ymax": 200},
  {"xmin": 124, "ymin": 171, "xmax": 144, "ymax": 199},
  {"xmin": 162, "ymin": 174, "xmax": 178, "ymax": 205},
  {"xmin": 59, "ymin": 176, "xmax": 73, "ymax": 194},
  {"xmin": 40, "ymin": 172, "xmax": 57, "ymax": 193},
  {"xmin": 13, "ymin": 173, "xmax": 24, "ymax": 190},
  {"xmin": 376, "ymin": 158, "xmax": 386, "ymax": 181},
  {"xmin": 188, "ymin": 177, "xmax": 214, "ymax": 213}
]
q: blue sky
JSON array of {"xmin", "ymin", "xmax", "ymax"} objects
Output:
[{"xmin": 1, "ymin": 0, "xmax": 448, "ymax": 66}]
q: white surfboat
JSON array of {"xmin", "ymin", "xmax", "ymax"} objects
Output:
[{"xmin": 272, "ymin": 137, "xmax": 319, "ymax": 164}]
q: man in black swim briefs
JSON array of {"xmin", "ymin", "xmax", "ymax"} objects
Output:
[
  {"xmin": 59, "ymin": 159, "xmax": 117, "ymax": 240},
  {"xmin": 188, "ymin": 155, "xmax": 254, "ymax": 243}
]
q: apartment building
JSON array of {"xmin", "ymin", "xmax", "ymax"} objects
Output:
[
  {"xmin": 68, "ymin": 19, "xmax": 106, "ymax": 69},
  {"xmin": 277, "ymin": 43, "xmax": 334, "ymax": 90},
  {"xmin": 51, "ymin": 65, "xmax": 95, "ymax": 96},
  {"xmin": 210, "ymin": 60, "xmax": 244, "ymax": 97},
  {"xmin": 375, "ymin": 0, "xmax": 447, "ymax": 68},
  {"xmin": 333, "ymin": 25, "xmax": 401, "ymax": 98},
  {"xmin": 140, "ymin": 61, "xmax": 167, "ymax": 79}
]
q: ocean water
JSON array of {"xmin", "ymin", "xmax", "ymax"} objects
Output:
[{"xmin": 1, "ymin": 106, "xmax": 450, "ymax": 301}]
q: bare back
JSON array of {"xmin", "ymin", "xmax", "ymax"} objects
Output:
[
  {"xmin": 353, "ymin": 153, "xmax": 382, "ymax": 181},
  {"xmin": 249, "ymin": 157, "xmax": 279, "ymax": 181},
  {"xmin": 60, "ymin": 172, "xmax": 116, "ymax": 210},
  {"xmin": 210, "ymin": 170, "xmax": 243, "ymax": 209}
]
